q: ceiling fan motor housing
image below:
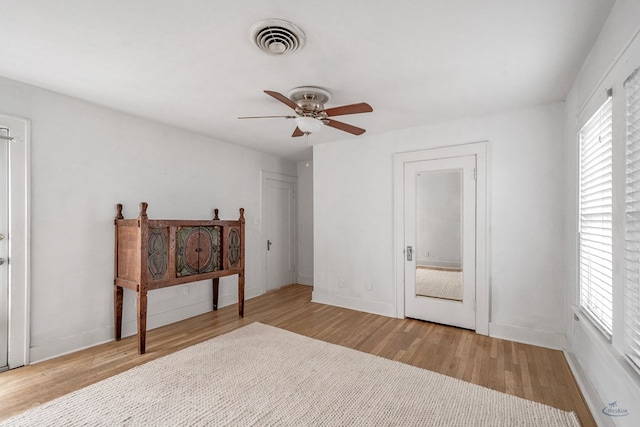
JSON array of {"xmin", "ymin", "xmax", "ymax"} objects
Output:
[
  {"xmin": 288, "ymin": 86, "xmax": 331, "ymax": 117},
  {"xmin": 296, "ymin": 100, "xmax": 326, "ymax": 116}
]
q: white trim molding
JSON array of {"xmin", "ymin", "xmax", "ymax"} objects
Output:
[
  {"xmin": 489, "ymin": 322, "xmax": 569, "ymax": 350},
  {"xmin": 566, "ymin": 306, "xmax": 640, "ymax": 426},
  {"xmin": 296, "ymin": 274, "xmax": 313, "ymax": 286},
  {"xmin": 312, "ymin": 290, "xmax": 395, "ymax": 318}
]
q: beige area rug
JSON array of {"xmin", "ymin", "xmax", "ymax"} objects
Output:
[
  {"xmin": 415, "ymin": 267, "xmax": 463, "ymax": 301},
  {"xmin": 1, "ymin": 323, "xmax": 580, "ymax": 426}
]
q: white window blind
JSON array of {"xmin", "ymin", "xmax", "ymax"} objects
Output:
[
  {"xmin": 625, "ymin": 67, "xmax": 640, "ymax": 371},
  {"xmin": 579, "ymin": 95, "xmax": 613, "ymax": 336}
]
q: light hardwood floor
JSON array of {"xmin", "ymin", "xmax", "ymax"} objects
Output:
[{"xmin": 0, "ymin": 284, "xmax": 594, "ymax": 425}]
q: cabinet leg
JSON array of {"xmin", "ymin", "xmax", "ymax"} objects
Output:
[
  {"xmin": 238, "ymin": 271, "xmax": 245, "ymax": 317},
  {"xmin": 114, "ymin": 285, "xmax": 123, "ymax": 340},
  {"xmin": 212, "ymin": 278, "xmax": 220, "ymax": 310},
  {"xmin": 137, "ymin": 292, "xmax": 147, "ymax": 354}
]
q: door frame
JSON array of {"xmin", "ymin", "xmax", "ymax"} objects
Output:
[
  {"xmin": 0, "ymin": 113, "xmax": 30, "ymax": 368},
  {"xmin": 393, "ymin": 142, "xmax": 489, "ymax": 335},
  {"xmin": 261, "ymin": 171, "xmax": 297, "ymax": 293}
]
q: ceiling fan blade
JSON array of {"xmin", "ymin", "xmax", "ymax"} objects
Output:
[
  {"xmin": 292, "ymin": 127, "xmax": 304, "ymax": 137},
  {"xmin": 325, "ymin": 119, "xmax": 366, "ymax": 135},
  {"xmin": 237, "ymin": 115, "xmax": 296, "ymax": 119},
  {"xmin": 264, "ymin": 90, "xmax": 299, "ymax": 110},
  {"xmin": 322, "ymin": 102, "xmax": 373, "ymax": 117}
]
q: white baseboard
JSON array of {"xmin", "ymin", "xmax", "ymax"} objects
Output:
[
  {"xmin": 29, "ymin": 330, "xmax": 114, "ymax": 364},
  {"xmin": 296, "ymin": 274, "xmax": 313, "ymax": 285},
  {"xmin": 568, "ymin": 308, "xmax": 640, "ymax": 426},
  {"xmin": 30, "ymin": 285, "xmax": 264, "ymax": 364},
  {"xmin": 417, "ymin": 260, "xmax": 461, "ymax": 269},
  {"xmin": 489, "ymin": 321, "xmax": 569, "ymax": 350},
  {"xmin": 311, "ymin": 290, "xmax": 395, "ymax": 317},
  {"xmin": 564, "ymin": 350, "xmax": 615, "ymax": 427}
]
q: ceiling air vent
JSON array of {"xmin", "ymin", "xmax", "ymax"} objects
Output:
[{"xmin": 249, "ymin": 19, "xmax": 306, "ymax": 55}]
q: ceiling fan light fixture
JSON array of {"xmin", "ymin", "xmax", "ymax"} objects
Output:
[{"xmin": 295, "ymin": 117, "xmax": 323, "ymax": 134}]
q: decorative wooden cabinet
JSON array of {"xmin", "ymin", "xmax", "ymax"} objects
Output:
[{"xmin": 114, "ymin": 202, "xmax": 245, "ymax": 354}]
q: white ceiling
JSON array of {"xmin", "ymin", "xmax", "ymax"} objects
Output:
[{"xmin": 0, "ymin": 0, "xmax": 615, "ymax": 161}]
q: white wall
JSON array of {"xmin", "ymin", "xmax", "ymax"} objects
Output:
[
  {"xmin": 563, "ymin": 0, "xmax": 640, "ymax": 425},
  {"xmin": 313, "ymin": 102, "xmax": 567, "ymax": 348},
  {"xmin": 0, "ymin": 76, "xmax": 296, "ymax": 362},
  {"xmin": 296, "ymin": 161, "xmax": 313, "ymax": 285}
]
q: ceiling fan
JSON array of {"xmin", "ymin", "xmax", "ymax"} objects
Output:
[{"xmin": 238, "ymin": 86, "xmax": 373, "ymax": 137}]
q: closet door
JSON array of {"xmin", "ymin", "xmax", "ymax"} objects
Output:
[{"xmin": 404, "ymin": 155, "xmax": 477, "ymax": 330}]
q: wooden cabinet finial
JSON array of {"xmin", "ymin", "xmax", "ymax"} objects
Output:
[
  {"xmin": 115, "ymin": 204, "xmax": 124, "ymax": 220},
  {"xmin": 239, "ymin": 208, "xmax": 245, "ymax": 220},
  {"xmin": 214, "ymin": 208, "xmax": 219, "ymax": 220},
  {"xmin": 139, "ymin": 202, "xmax": 148, "ymax": 218}
]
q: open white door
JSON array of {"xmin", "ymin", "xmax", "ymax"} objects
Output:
[
  {"xmin": 0, "ymin": 114, "xmax": 29, "ymax": 370},
  {"xmin": 0, "ymin": 127, "xmax": 8, "ymax": 370},
  {"xmin": 404, "ymin": 155, "xmax": 476, "ymax": 330}
]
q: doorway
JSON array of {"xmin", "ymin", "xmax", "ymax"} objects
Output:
[
  {"xmin": 394, "ymin": 143, "xmax": 488, "ymax": 335},
  {"xmin": 0, "ymin": 113, "xmax": 30, "ymax": 370},
  {"xmin": 262, "ymin": 172, "xmax": 296, "ymax": 292}
]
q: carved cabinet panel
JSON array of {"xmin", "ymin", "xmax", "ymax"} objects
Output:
[
  {"xmin": 148, "ymin": 227, "xmax": 169, "ymax": 281},
  {"xmin": 225, "ymin": 226, "xmax": 242, "ymax": 270},
  {"xmin": 176, "ymin": 226, "xmax": 221, "ymax": 277}
]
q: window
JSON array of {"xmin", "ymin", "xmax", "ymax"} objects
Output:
[
  {"xmin": 579, "ymin": 94, "xmax": 613, "ymax": 336},
  {"xmin": 625, "ymin": 67, "xmax": 640, "ymax": 371}
]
